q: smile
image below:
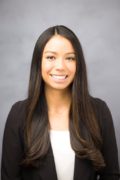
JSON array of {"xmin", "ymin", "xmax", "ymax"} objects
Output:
[{"xmin": 50, "ymin": 74, "xmax": 68, "ymax": 80}]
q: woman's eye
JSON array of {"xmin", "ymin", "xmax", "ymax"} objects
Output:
[
  {"xmin": 66, "ymin": 57, "xmax": 75, "ymax": 61},
  {"xmin": 46, "ymin": 56, "xmax": 55, "ymax": 61}
]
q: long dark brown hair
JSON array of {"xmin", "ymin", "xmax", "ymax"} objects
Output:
[{"xmin": 23, "ymin": 25, "xmax": 105, "ymax": 170}]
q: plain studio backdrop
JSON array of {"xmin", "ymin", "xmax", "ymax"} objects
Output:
[{"xmin": 0, "ymin": 0, "xmax": 120, "ymax": 171}]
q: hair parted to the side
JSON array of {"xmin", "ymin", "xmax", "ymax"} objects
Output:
[{"xmin": 22, "ymin": 25, "xmax": 105, "ymax": 170}]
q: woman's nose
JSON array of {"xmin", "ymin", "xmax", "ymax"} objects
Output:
[{"xmin": 55, "ymin": 58, "xmax": 65, "ymax": 70}]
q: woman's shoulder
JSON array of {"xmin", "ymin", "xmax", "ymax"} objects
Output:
[
  {"xmin": 90, "ymin": 96, "xmax": 110, "ymax": 113},
  {"xmin": 90, "ymin": 96, "xmax": 114, "ymax": 131},
  {"xmin": 11, "ymin": 99, "xmax": 28, "ymax": 111},
  {"xmin": 6, "ymin": 99, "xmax": 28, "ymax": 129},
  {"xmin": 90, "ymin": 96, "xmax": 106, "ymax": 106},
  {"xmin": 3, "ymin": 100, "xmax": 28, "ymax": 157}
]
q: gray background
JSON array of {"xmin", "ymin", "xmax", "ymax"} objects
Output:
[{"xmin": 0, "ymin": 0, "xmax": 120, "ymax": 171}]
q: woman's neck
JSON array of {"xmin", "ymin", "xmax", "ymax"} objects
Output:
[
  {"xmin": 44, "ymin": 87, "xmax": 72, "ymax": 130},
  {"xmin": 45, "ymin": 87, "xmax": 71, "ymax": 113}
]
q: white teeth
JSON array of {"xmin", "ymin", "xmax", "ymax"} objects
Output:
[{"xmin": 51, "ymin": 75, "xmax": 67, "ymax": 80}]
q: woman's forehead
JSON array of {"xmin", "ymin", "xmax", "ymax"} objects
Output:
[{"xmin": 43, "ymin": 35, "xmax": 75, "ymax": 54}]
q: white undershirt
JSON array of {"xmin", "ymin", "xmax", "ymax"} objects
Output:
[{"xmin": 50, "ymin": 130, "xmax": 75, "ymax": 180}]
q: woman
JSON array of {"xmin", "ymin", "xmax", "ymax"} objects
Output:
[{"xmin": 1, "ymin": 25, "xmax": 120, "ymax": 180}]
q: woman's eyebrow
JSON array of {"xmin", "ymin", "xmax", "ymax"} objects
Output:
[
  {"xmin": 44, "ymin": 51, "xmax": 57, "ymax": 54},
  {"xmin": 66, "ymin": 52, "xmax": 76, "ymax": 55},
  {"xmin": 44, "ymin": 51, "xmax": 75, "ymax": 55}
]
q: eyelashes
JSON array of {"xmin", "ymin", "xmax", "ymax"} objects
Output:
[
  {"xmin": 46, "ymin": 56, "xmax": 55, "ymax": 61},
  {"xmin": 45, "ymin": 56, "xmax": 76, "ymax": 61},
  {"xmin": 66, "ymin": 57, "xmax": 75, "ymax": 61}
]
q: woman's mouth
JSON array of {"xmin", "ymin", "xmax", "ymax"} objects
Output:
[{"xmin": 50, "ymin": 74, "xmax": 68, "ymax": 81}]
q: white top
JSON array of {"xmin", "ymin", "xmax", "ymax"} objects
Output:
[{"xmin": 50, "ymin": 130, "xmax": 75, "ymax": 180}]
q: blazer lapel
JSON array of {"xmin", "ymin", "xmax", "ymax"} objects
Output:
[
  {"xmin": 39, "ymin": 144, "xmax": 58, "ymax": 180},
  {"xmin": 73, "ymin": 155, "xmax": 95, "ymax": 180}
]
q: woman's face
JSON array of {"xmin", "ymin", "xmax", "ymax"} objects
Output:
[{"xmin": 41, "ymin": 35, "xmax": 76, "ymax": 92}]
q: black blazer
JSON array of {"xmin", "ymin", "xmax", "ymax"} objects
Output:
[{"xmin": 1, "ymin": 98, "xmax": 120, "ymax": 180}]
